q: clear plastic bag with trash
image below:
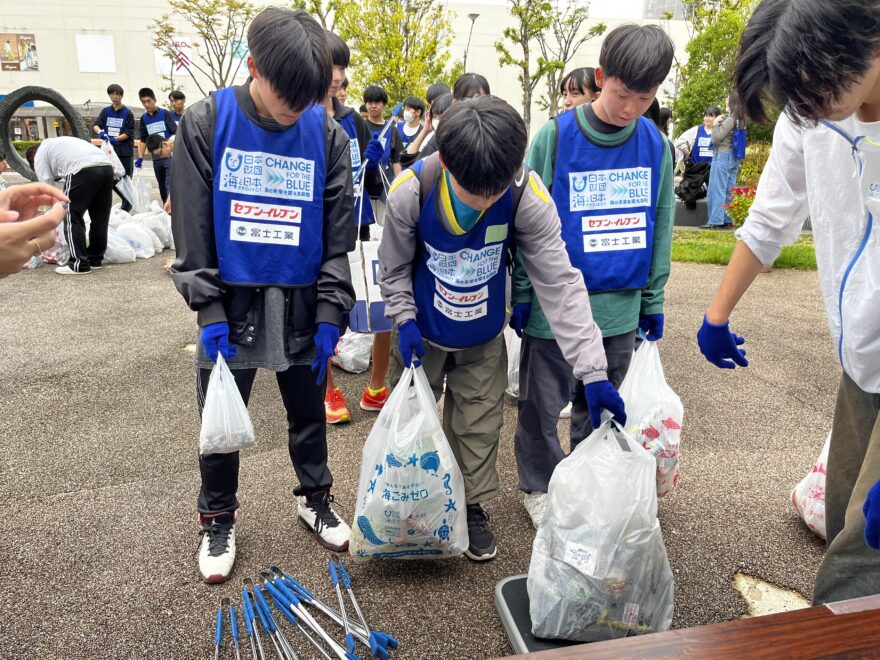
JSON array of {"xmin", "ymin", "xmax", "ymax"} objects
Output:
[
  {"xmin": 791, "ymin": 432, "xmax": 830, "ymax": 539},
  {"xmin": 330, "ymin": 330, "xmax": 373, "ymax": 373},
  {"xmin": 528, "ymin": 420, "xmax": 674, "ymax": 642},
  {"xmin": 199, "ymin": 354, "xmax": 256, "ymax": 456}
]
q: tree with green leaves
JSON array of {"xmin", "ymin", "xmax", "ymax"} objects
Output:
[
  {"xmin": 150, "ymin": 0, "xmax": 260, "ymax": 98},
  {"xmin": 536, "ymin": 1, "xmax": 605, "ymax": 118},
  {"xmin": 290, "ymin": 0, "xmax": 341, "ymax": 30},
  {"xmin": 335, "ymin": 0, "xmax": 456, "ymax": 105}
]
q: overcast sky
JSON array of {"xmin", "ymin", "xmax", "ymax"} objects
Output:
[{"xmin": 451, "ymin": 0, "xmax": 646, "ymax": 20}]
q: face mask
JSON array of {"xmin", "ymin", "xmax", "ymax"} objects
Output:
[{"xmin": 403, "ymin": 110, "xmax": 415, "ymax": 122}]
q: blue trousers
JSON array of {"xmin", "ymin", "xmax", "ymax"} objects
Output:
[{"xmin": 707, "ymin": 150, "xmax": 741, "ymax": 226}]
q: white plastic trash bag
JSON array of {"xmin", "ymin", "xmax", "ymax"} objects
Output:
[
  {"xmin": 199, "ymin": 355, "xmax": 256, "ymax": 456},
  {"xmin": 618, "ymin": 341, "xmax": 684, "ymax": 497},
  {"xmin": 101, "ymin": 139, "xmax": 127, "ymax": 180},
  {"xmin": 791, "ymin": 432, "xmax": 830, "ymax": 539},
  {"xmin": 528, "ymin": 420, "xmax": 674, "ymax": 642},
  {"xmin": 330, "ymin": 330, "xmax": 373, "ymax": 373},
  {"xmin": 116, "ymin": 222, "xmax": 156, "ymax": 259},
  {"xmin": 104, "ymin": 230, "xmax": 137, "ymax": 263},
  {"xmin": 504, "ymin": 327, "xmax": 521, "ymax": 398},
  {"xmin": 350, "ymin": 365, "xmax": 468, "ymax": 559}
]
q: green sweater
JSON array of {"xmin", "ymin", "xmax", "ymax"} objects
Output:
[{"xmin": 514, "ymin": 105, "xmax": 675, "ymax": 338}]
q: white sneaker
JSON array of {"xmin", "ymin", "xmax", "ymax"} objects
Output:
[
  {"xmin": 198, "ymin": 512, "xmax": 236, "ymax": 584},
  {"xmin": 298, "ymin": 491, "xmax": 351, "ymax": 552},
  {"xmin": 523, "ymin": 492, "xmax": 548, "ymax": 530},
  {"xmin": 55, "ymin": 265, "xmax": 91, "ymax": 275},
  {"xmin": 559, "ymin": 402, "xmax": 573, "ymax": 419}
]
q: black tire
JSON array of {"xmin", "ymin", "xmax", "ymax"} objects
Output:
[{"xmin": 0, "ymin": 86, "xmax": 91, "ymax": 181}]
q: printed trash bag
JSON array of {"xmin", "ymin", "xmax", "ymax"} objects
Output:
[
  {"xmin": 504, "ymin": 327, "xmax": 521, "ymax": 398},
  {"xmin": 116, "ymin": 222, "xmax": 156, "ymax": 259},
  {"xmin": 199, "ymin": 355, "xmax": 256, "ymax": 456},
  {"xmin": 791, "ymin": 432, "xmax": 830, "ymax": 539},
  {"xmin": 350, "ymin": 365, "xmax": 467, "ymax": 559},
  {"xmin": 104, "ymin": 229, "xmax": 137, "ymax": 263},
  {"xmin": 132, "ymin": 172, "xmax": 152, "ymax": 213},
  {"xmin": 101, "ymin": 139, "xmax": 126, "ymax": 180},
  {"xmin": 528, "ymin": 421, "xmax": 674, "ymax": 642},
  {"xmin": 618, "ymin": 341, "xmax": 684, "ymax": 497},
  {"xmin": 330, "ymin": 330, "xmax": 373, "ymax": 373}
]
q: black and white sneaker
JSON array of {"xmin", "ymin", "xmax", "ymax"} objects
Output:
[
  {"xmin": 465, "ymin": 503, "xmax": 497, "ymax": 562},
  {"xmin": 197, "ymin": 512, "xmax": 236, "ymax": 584},
  {"xmin": 297, "ymin": 491, "xmax": 350, "ymax": 552}
]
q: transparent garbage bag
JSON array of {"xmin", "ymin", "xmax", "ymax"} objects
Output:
[
  {"xmin": 350, "ymin": 365, "xmax": 467, "ymax": 559},
  {"xmin": 132, "ymin": 171, "xmax": 153, "ymax": 213},
  {"xmin": 504, "ymin": 327, "xmax": 521, "ymax": 398},
  {"xmin": 528, "ymin": 420, "xmax": 674, "ymax": 642},
  {"xmin": 199, "ymin": 354, "xmax": 256, "ymax": 456},
  {"xmin": 116, "ymin": 222, "xmax": 156, "ymax": 259},
  {"xmin": 618, "ymin": 341, "xmax": 684, "ymax": 497},
  {"xmin": 791, "ymin": 432, "xmax": 830, "ymax": 539},
  {"xmin": 330, "ymin": 330, "xmax": 373, "ymax": 373},
  {"xmin": 104, "ymin": 229, "xmax": 137, "ymax": 263}
]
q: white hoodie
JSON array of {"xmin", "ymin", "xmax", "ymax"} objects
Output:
[{"xmin": 737, "ymin": 112, "xmax": 880, "ymax": 393}]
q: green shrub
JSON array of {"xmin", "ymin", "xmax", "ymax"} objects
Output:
[{"xmin": 11, "ymin": 140, "xmax": 41, "ymax": 157}]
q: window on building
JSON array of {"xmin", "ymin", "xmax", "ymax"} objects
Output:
[{"xmin": 643, "ymin": 0, "xmax": 689, "ymax": 20}]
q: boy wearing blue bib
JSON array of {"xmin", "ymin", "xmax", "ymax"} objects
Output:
[
  {"xmin": 512, "ymin": 24, "xmax": 675, "ymax": 528},
  {"xmin": 136, "ymin": 87, "xmax": 177, "ymax": 203},
  {"xmin": 379, "ymin": 96, "xmax": 623, "ymax": 561},
  {"xmin": 93, "ymin": 83, "xmax": 135, "ymax": 211},
  {"xmin": 170, "ymin": 8, "xmax": 356, "ymax": 584}
]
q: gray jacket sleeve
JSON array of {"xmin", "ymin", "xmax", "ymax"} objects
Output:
[
  {"xmin": 514, "ymin": 172, "xmax": 608, "ymax": 383},
  {"xmin": 377, "ymin": 169, "xmax": 420, "ymax": 324}
]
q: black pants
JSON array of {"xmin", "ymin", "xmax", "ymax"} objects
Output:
[
  {"xmin": 114, "ymin": 154, "xmax": 133, "ymax": 211},
  {"xmin": 153, "ymin": 157, "xmax": 171, "ymax": 203},
  {"xmin": 62, "ymin": 165, "xmax": 115, "ymax": 272},
  {"xmin": 196, "ymin": 364, "xmax": 332, "ymax": 514}
]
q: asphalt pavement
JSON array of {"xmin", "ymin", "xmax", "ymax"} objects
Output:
[{"xmin": 0, "ymin": 256, "xmax": 832, "ymax": 659}]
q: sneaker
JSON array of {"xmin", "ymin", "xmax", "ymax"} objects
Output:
[
  {"xmin": 523, "ymin": 492, "xmax": 548, "ymax": 530},
  {"xmin": 297, "ymin": 491, "xmax": 350, "ymax": 552},
  {"xmin": 55, "ymin": 265, "xmax": 91, "ymax": 275},
  {"xmin": 559, "ymin": 402, "xmax": 573, "ymax": 419},
  {"xmin": 465, "ymin": 503, "xmax": 497, "ymax": 561},
  {"xmin": 197, "ymin": 512, "xmax": 236, "ymax": 584},
  {"xmin": 360, "ymin": 386, "xmax": 388, "ymax": 411},
  {"xmin": 325, "ymin": 388, "xmax": 350, "ymax": 424}
]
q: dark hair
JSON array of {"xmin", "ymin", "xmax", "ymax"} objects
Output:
[
  {"xmin": 426, "ymin": 83, "xmax": 451, "ymax": 105},
  {"xmin": 145, "ymin": 133, "xmax": 166, "ymax": 153},
  {"xmin": 599, "ymin": 24, "xmax": 674, "ymax": 92},
  {"xmin": 736, "ymin": 0, "xmax": 880, "ymax": 124},
  {"xmin": 325, "ymin": 30, "xmax": 350, "ymax": 68},
  {"xmin": 248, "ymin": 7, "xmax": 332, "ymax": 113},
  {"xmin": 359, "ymin": 104, "xmax": 367, "ymax": 113},
  {"xmin": 341, "ymin": 77, "xmax": 349, "ymax": 90},
  {"xmin": 658, "ymin": 107, "xmax": 672, "ymax": 135},
  {"xmin": 363, "ymin": 85, "xmax": 388, "ymax": 104},
  {"xmin": 453, "ymin": 73, "xmax": 490, "ymax": 100},
  {"xmin": 138, "ymin": 87, "xmax": 156, "ymax": 101},
  {"xmin": 430, "ymin": 92, "xmax": 453, "ymax": 119},
  {"xmin": 704, "ymin": 106, "xmax": 722, "ymax": 117},
  {"xmin": 404, "ymin": 97, "xmax": 426, "ymax": 116},
  {"xmin": 0, "ymin": 149, "xmax": 6, "ymax": 160},
  {"xmin": 643, "ymin": 98, "xmax": 661, "ymax": 125},
  {"xmin": 106, "ymin": 84, "xmax": 124, "ymax": 96},
  {"xmin": 168, "ymin": 90, "xmax": 185, "ymax": 101},
  {"xmin": 25, "ymin": 143, "xmax": 40, "ymax": 169},
  {"xmin": 560, "ymin": 67, "xmax": 600, "ymax": 96},
  {"xmin": 436, "ymin": 96, "xmax": 527, "ymax": 197}
]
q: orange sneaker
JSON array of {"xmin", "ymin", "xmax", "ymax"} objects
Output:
[
  {"xmin": 360, "ymin": 386, "xmax": 389, "ymax": 411},
  {"xmin": 325, "ymin": 388, "xmax": 350, "ymax": 424}
]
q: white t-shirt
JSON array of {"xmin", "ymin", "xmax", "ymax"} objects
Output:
[{"xmin": 34, "ymin": 136, "xmax": 111, "ymax": 183}]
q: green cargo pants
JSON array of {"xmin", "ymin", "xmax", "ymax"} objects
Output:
[{"xmin": 389, "ymin": 329, "xmax": 507, "ymax": 505}]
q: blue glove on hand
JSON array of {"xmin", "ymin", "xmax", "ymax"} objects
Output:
[
  {"xmin": 864, "ymin": 479, "xmax": 880, "ymax": 550},
  {"xmin": 638, "ymin": 313, "xmax": 664, "ymax": 341},
  {"xmin": 363, "ymin": 138, "xmax": 384, "ymax": 172},
  {"xmin": 311, "ymin": 322, "xmax": 339, "ymax": 386},
  {"xmin": 99, "ymin": 130, "xmax": 107, "ymax": 140},
  {"xmin": 134, "ymin": 157, "xmax": 143, "ymax": 168},
  {"xmin": 697, "ymin": 315, "xmax": 748, "ymax": 369},
  {"xmin": 397, "ymin": 320, "xmax": 426, "ymax": 368},
  {"xmin": 201, "ymin": 322, "xmax": 237, "ymax": 362},
  {"xmin": 509, "ymin": 302, "xmax": 531, "ymax": 338},
  {"xmin": 109, "ymin": 136, "xmax": 118, "ymax": 146},
  {"xmin": 584, "ymin": 380, "xmax": 627, "ymax": 429}
]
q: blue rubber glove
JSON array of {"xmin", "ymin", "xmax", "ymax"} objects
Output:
[
  {"xmin": 509, "ymin": 302, "xmax": 531, "ymax": 338},
  {"xmin": 397, "ymin": 320, "xmax": 426, "ymax": 368},
  {"xmin": 134, "ymin": 157, "xmax": 143, "ymax": 168},
  {"xmin": 864, "ymin": 479, "xmax": 880, "ymax": 550},
  {"xmin": 363, "ymin": 138, "xmax": 384, "ymax": 172},
  {"xmin": 109, "ymin": 136, "xmax": 118, "ymax": 146},
  {"xmin": 697, "ymin": 315, "xmax": 748, "ymax": 369},
  {"xmin": 638, "ymin": 313, "xmax": 664, "ymax": 341},
  {"xmin": 99, "ymin": 130, "xmax": 107, "ymax": 140},
  {"xmin": 201, "ymin": 322, "xmax": 237, "ymax": 362},
  {"xmin": 584, "ymin": 380, "xmax": 627, "ymax": 429},
  {"xmin": 310, "ymin": 322, "xmax": 339, "ymax": 385}
]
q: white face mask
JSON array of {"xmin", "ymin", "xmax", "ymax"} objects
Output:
[{"xmin": 403, "ymin": 110, "xmax": 415, "ymax": 122}]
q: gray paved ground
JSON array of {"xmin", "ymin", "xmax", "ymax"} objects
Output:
[{"xmin": 0, "ymin": 256, "xmax": 832, "ymax": 659}]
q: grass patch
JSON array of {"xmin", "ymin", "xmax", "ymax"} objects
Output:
[{"xmin": 671, "ymin": 229, "xmax": 816, "ymax": 270}]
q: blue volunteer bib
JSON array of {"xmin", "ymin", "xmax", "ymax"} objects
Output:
[
  {"xmin": 552, "ymin": 112, "xmax": 664, "ymax": 293},
  {"xmin": 142, "ymin": 108, "xmax": 172, "ymax": 139},
  {"xmin": 411, "ymin": 160, "xmax": 513, "ymax": 348},
  {"xmin": 691, "ymin": 125, "xmax": 714, "ymax": 163},
  {"xmin": 104, "ymin": 107, "xmax": 129, "ymax": 137},
  {"xmin": 337, "ymin": 113, "xmax": 375, "ymax": 226},
  {"xmin": 212, "ymin": 87, "xmax": 326, "ymax": 287}
]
